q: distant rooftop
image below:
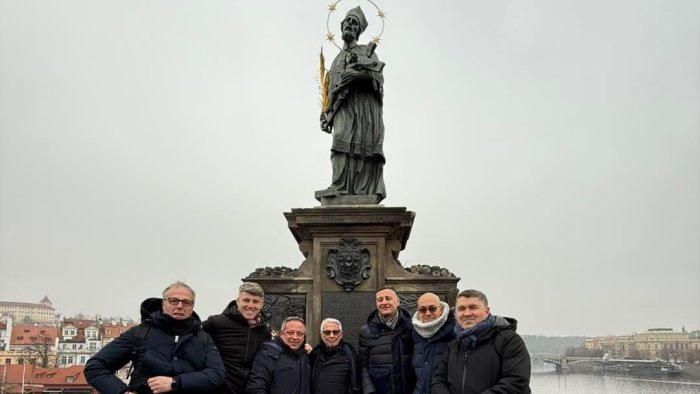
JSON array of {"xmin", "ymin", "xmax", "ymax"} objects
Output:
[{"xmin": 0, "ymin": 301, "xmax": 54, "ymax": 309}]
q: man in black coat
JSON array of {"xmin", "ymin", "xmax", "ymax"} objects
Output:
[
  {"xmin": 85, "ymin": 281, "xmax": 225, "ymax": 394},
  {"xmin": 431, "ymin": 289, "xmax": 531, "ymax": 394},
  {"xmin": 246, "ymin": 316, "xmax": 310, "ymax": 394},
  {"xmin": 310, "ymin": 318, "xmax": 361, "ymax": 394},
  {"xmin": 203, "ymin": 282, "xmax": 271, "ymax": 394},
  {"xmin": 358, "ymin": 287, "xmax": 415, "ymax": 394}
]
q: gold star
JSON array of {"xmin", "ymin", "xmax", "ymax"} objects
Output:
[
  {"xmin": 378, "ymin": 10, "xmax": 386, "ymax": 18},
  {"xmin": 328, "ymin": 3, "xmax": 337, "ymax": 12},
  {"xmin": 326, "ymin": 32, "xmax": 336, "ymax": 42},
  {"xmin": 372, "ymin": 36, "xmax": 381, "ymax": 44}
]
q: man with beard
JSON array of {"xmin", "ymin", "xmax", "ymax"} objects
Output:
[
  {"xmin": 358, "ymin": 287, "xmax": 415, "ymax": 394},
  {"xmin": 246, "ymin": 316, "xmax": 311, "ymax": 394},
  {"xmin": 431, "ymin": 290, "xmax": 531, "ymax": 394},
  {"xmin": 85, "ymin": 282, "xmax": 225, "ymax": 394},
  {"xmin": 317, "ymin": 6, "xmax": 387, "ymax": 204},
  {"xmin": 310, "ymin": 318, "xmax": 361, "ymax": 394},
  {"xmin": 411, "ymin": 292, "xmax": 455, "ymax": 394},
  {"xmin": 203, "ymin": 282, "xmax": 271, "ymax": 394}
]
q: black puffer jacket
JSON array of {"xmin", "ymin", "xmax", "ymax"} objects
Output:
[
  {"xmin": 358, "ymin": 308, "xmax": 416, "ymax": 394},
  {"xmin": 85, "ymin": 298, "xmax": 225, "ymax": 394},
  {"xmin": 202, "ymin": 300, "xmax": 271, "ymax": 394},
  {"xmin": 310, "ymin": 340, "xmax": 361, "ymax": 394},
  {"xmin": 246, "ymin": 337, "xmax": 311, "ymax": 394},
  {"xmin": 431, "ymin": 316, "xmax": 531, "ymax": 394}
]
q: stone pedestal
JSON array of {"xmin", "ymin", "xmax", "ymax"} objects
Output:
[{"xmin": 244, "ymin": 206, "xmax": 459, "ymax": 346}]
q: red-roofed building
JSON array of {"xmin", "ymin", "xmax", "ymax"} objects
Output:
[
  {"xmin": 0, "ymin": 364, "xmax": 95, "ymax": 393},
  {"xmin": 101, "ymin": 323, "xmax": 136, "ymax": 345},
  {"xmin": 9, "ymin": 326, "xmax": 58, "ymax": 348},
  {"xmin": 4, "ymin": 325, "xmax": 59, "ymax": 367}
]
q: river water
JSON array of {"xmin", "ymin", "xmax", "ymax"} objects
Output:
[{"xmin": 530, "ymin": 371, "xmax": 700, "ymax": 393}]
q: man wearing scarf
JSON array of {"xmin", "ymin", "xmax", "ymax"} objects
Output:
[
  {"xmin": 85, "ymin": 282, "xmax": 225, "ymax": 394},
  {"xmin": 411, "ymin": 293, "xmax": 455, "ymax": 394},
  {"xmin": 358, "ymin": 288, "xmax": 416, "ymax": 394},
  {"xmin": 431, "ymin": 290, "xmax": 531, "ymax": 394},
  {"xmin": 246, "ymin": 316, "xmax": 310, "ymax": 394},
  {"xmin": 203, "ymin": 282, "xmax": 271, "ymax": 394},
  {"xmin": 310, "ymin": 318, "xmax": 361, "ymax": 394}
]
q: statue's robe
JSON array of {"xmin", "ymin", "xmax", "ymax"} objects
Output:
[{"xmin": 325, "ymin": 43, "xmax": 386, "ymax": 201}]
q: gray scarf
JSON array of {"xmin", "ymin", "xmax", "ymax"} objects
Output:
[
  {"xmin": 454, "ymin": 313, "xmax": 496, "ymax": 349},
  {"xmin": 412, "ymin": 301, "xmax": 450, "ymax": 338},
  {"xmin": 378, "ymin": 310, "xmax": 399, "ymax": 329}
]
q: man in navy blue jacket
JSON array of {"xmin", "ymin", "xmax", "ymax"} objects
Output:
[
  {"xmin": 411, "ymin": 292, "xmax": 455, "ymax": 394},
  {"xmin": 85, "ymin": 282, "xmax": 225, "ymax": 394},
  {"xmin": 246, "ymin": 316, "xmax": 310, "ymax": 394}
]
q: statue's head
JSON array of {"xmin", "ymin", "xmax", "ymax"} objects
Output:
[{"xmin": 341, "ymin": 6, "xmax": 368, "ymax": 43}]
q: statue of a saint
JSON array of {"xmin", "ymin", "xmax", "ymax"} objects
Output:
[{"xmin": 316, "ymin": 6, "xmax": 386, "ymax": 205}]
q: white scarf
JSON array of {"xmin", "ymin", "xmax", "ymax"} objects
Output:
[{"xmin": 412, "ymin": 301, "xmax": 450, "ymax": 338}]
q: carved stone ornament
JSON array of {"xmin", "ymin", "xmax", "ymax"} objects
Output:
[{"xmin": 327, "ymin": 238, "xmax": 371, "ymax": 292}]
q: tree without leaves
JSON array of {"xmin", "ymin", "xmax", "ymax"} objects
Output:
[{"xmin": 22, "ymin": 334, "xmax": 55, "ymax": 368}]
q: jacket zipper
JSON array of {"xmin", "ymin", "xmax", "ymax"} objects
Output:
[
  {"xmin": 244, "ymin": 329, "xmax": 251, "ymax": 361},
  {"xmin": 461, "ymin": 350, "xmax": 469, "ymax": 391}
]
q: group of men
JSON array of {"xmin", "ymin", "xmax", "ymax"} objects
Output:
[{"xmin": 84, "ymin": 282, "xmax": 530, "ymax": 394}]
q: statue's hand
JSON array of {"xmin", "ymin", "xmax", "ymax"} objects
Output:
[
  {"xmin": 339, "ymin": 67, "xmax": 363, "ymax": 86},
  {"xmin": 320, "ymin": 113, "xmax": 331, "ymax": 133}
]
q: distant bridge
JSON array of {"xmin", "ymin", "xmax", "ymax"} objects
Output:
[{"xmin": 531, "ymin": 353, "xmax": 601, "ymax": 371}]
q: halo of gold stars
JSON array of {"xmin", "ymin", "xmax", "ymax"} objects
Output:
[{"xmin": 325, "ymin": 0, "xmax": 386, "ymax": 50}]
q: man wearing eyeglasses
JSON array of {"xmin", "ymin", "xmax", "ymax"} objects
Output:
[
  {"xmin": 431, "ymin": 289, "xmax": 531, "ymax": 394},
  {"xmin": 410, "ymin": 293, "xmax": 455, "ymax": 394},
  {"xmin": 85, "ymin": 281, "xmax": 225, "ymax": 393},
  {"xmin": 203, "ymin": 282, "xmax": 271, "ymax": 394},
  {"xmin": 309, "ymin": 318, "xmax": 361, "ymax": 394},
  {"xmin": 246, "ymin": 316, "xmax": 310, "ymax": 394},
  {"xmin": 358, "ymin": 287, "xmax": 416, "ymax": 394}
]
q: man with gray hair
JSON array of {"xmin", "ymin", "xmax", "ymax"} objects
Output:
[
  {"xmin": 310, "ymin": 318, "xmax": 361, "ymax": 394},
  {"xmin": 203, "ymin": 282, "xmax": 271, "ymax": 394},
  {"xmin": 431, "ymin": 289, "xmax": 531, "ymax": 394},
  {"xmin": 246, "ymin": 316, "xmax": 310, "ymax": 394},
  {"xmin": 86, "ymin": 281, "xmax": 225, "ymax": 393}
]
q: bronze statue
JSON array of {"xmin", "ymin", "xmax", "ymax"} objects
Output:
[{"xmin": 316, "ymin": 6, "xmax": 386, "ymax": 205}]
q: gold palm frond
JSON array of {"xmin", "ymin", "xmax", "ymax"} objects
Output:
[{"xmin": 319, "ymin": 48, "xmax": 330, "ymax": 112}]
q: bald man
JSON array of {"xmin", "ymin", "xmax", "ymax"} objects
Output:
[
  {"xmin": 358, "ymin": 287, "xmax": 415, "ymax": 394},
  {"xmin": 410, "ymin": 293, "xmax": 456, "ymax": 394}
]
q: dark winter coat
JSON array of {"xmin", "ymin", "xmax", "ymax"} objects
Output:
[
  {"xmin": 202, "ymin": 300, "xmax": 272, "ymax": 394},
  {"xmin": 310, "ymin": 340, "xmax": 361, "ymax": 394},
  {"xmin": 358, "ymin": 308, "xmax": 416, "ymax": 394},
  {"xmin": 84, "ymin": 298, "xmax": 225, "ymax": 394},
  {"xmin": 411, "ymin": 311, "xmax": 456, "ymax": 394},
  {"xmin": 431, "ymin": 316, "xmax": 531, "ymax": 394},
  {"xmin": 246, "ymin": 337, "xmax": 311, "ymax": 394}
]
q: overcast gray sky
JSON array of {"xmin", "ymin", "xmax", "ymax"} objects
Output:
[{"xmin": 1, "ymin": 0, "xmax": 698, "ymax": 337}]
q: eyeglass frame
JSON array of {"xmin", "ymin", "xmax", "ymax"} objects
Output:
[
  {"xmin": 165, "ymin": 297, "xmax": 194, "ymax": 307},
  {"xmin": 417, "ymin": 305, "xmax": 440, "ymax": 314},
  {"xmin": 321, "ymin": 329, "xmax": 343, "ymax": 336}
]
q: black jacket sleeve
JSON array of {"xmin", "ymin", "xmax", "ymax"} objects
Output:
[
  {"xmin": 483, "ymin": 332, "xmax": 531, "ymax": 394},
  {"xmin": 176, "ymin": 333, "xmax": 226, "ymax": 392},
  {"xmin": 245, "ymin": 348, "xmax": 275, "ymax": 394},
  {"xmin": 430, "ymin": 343, "xmax": 453, "ymax": 394},
  {"xmin": 84, "ymin": 327, "xmax": 136, "ymax": 394}
]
